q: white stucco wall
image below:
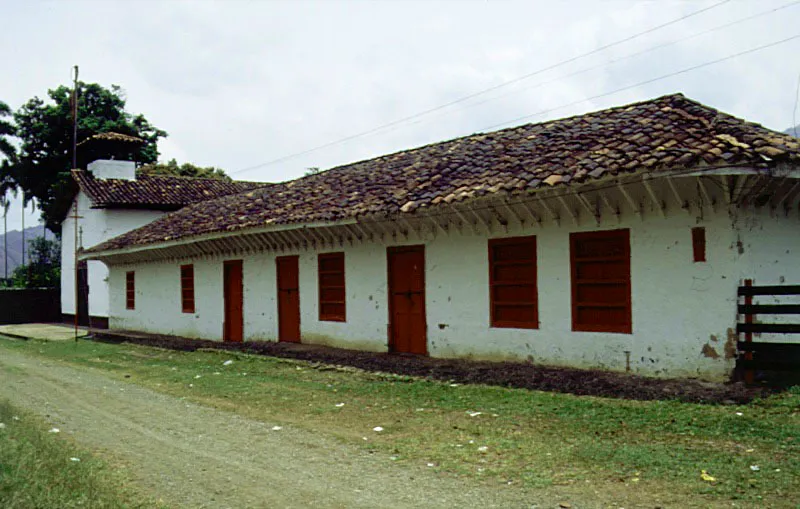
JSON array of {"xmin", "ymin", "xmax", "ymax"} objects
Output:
[
  {"xmin": 104, "ymin": 202, "xmax": 800, "ymax": 380},
  {"xmin": 61, "ymin": 191, "xmax": 164, "ymax": 318},
  {"xmin": 87, "ymin": 160, "xmax": 136, "ymax": 181}
]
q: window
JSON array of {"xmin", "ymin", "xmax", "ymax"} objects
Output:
[
  {"xmin": 125, "ymin": 271, "xmax": 135, "ymax": 310},
  {"xmin": 570, "ymin": 229, "xmax": 631, "ymax": 334},
  {"xmin": 488, "ymin": 236, "xmax": 538, "ymax": 329},
  {"xmin": 181, "ymin": 264, "xmax": 195, "ymax": 313},
  {"xmin": 318, "ymin": 252, "xmax": 345, "ymax": 322},
  {"xmin": 691, "ymin": 227, "xmax": 706, "ymax": 262}
]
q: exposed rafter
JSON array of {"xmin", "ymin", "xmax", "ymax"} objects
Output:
[
  {"xmin": 642, "ymin": 179, "xmax": 666, "ymax": 217},
  {"xmin": 617, "ymin": 182, "xmax": 641, "ymax": 218},
  {"xmin": 557, "ymin": 195, "xmax": 578, "ymax": 226}
]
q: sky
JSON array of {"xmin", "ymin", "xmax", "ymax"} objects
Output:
[{"xmin": 1, "ymin": 0, "xmax": 799, "ymax": 230}]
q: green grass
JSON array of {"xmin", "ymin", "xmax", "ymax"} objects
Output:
[
  {"xmin": 3, "ymin": 337, "xmax": 799, "ymax": 507},
  {"xmin": 0, "ymin": 399, "xmax": 163, "ymax": 509}
]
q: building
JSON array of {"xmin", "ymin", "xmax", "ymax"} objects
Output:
[
  {"xmin": 81, "ymin": 94, "xmax": 800, "ymax": 380},
  {"xmin": 61, "ymin": 133, "xmax": 266, "ymax": 327}
]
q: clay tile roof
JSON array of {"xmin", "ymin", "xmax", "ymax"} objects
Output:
[
  {"xmin": 73, "ymin": 170, "xmax": 268, "ymax": 210},
  {"xmin": 76, "ymin": 132, "xmax": 145, "ymax": 147},
  {"xmin": 86, "ymin": 93, "xmax": 800, "ymax": 254}
]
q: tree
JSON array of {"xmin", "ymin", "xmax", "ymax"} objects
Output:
[
  {"xmin": 6, "ymin": 236, "xmax": 60, "ymax": 288},
  {"xmin": 0, "ymin": 101, "xmax": 15, "ymax": 281},
  {"xmin": 138, "ymin": 158, "xmax": 230, "ymax": 180},
  {"xmin": 0, "ymin": 101, "xmax": 14, "ymax": 163},
  {"xmin": 5, "ymin": 83, "xmax": 167, "ymax": 232}
]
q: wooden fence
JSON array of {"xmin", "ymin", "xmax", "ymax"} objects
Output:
[
  {"xmin": 736, "ymin": 281, "xmax": 800, "ymax": 383},
  {"xmin": 0, "ymin": 288, "xmax": 60, "ymax": 324}
]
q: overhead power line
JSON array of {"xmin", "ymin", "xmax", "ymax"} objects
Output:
[
  {"xmin": 480, "ymin": 33, "xmax": 800, "ymax": 131},
  {"xmin": 233, "ymin": 0, "xmax": 732, "ymax": 175},
  {"xmin": 389, "ymin": 0, "xmax": 800, "ymax": 134}
]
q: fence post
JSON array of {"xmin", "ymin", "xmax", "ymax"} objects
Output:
[{"xmin": 743, "ymin": 279, "xmax": 754, "ymax": 384}]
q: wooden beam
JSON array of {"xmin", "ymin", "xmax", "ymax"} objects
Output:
[
  {"xmin": 469, "ymin": 207, "xmax": 492, "ymax": 234},
  {"xmin": 288, "ymin": 229, "xmax": 308, "ymax": 249},
  {"xmin": 642, "ymin": 179, "xmax": 666, "ymax": 217},
  {"xmin": 353, "ymin": 222, "xmax": 372, "ymax": 241},
  {"xmin": 774, "ymin": 180, "xmax": 800, "ymax": 210},
  {"xmin": 400, "ymin": 217, "xmax": 420, "ymax": 237},
  {"xmin": 450, "ymin": 205, "xmax": 480, "ymax": 235},
  {"xmin": 519, "ymin": 201, "xmax": 542, "ymax": 227},
  {"xmin": 697, "ymin": 177, "xmax": 716, "ymax": 211},
  {"xmin": 666, "ymin": 178, "xmax": 689, "ymax": 212},
  {"xmin": 502, "ymin": 202, "xmax": 524, "ymax": 226},
  {"xmin": 731, "ymin": 175, "xmax": 748, "ymax": 204},
  {"xmin": 717, "ymin": 175, "xmax": 732, "ymax": 205},
  {"xmin": 427, "ymin": 214, "xmax": 449, "ymax": 236},
  {"xmin": 345, "ymin": 224, "xmax": 362, "ymax": 244},
  {"xmin": 575, "ymin": 193, "xmax": 599, "ymax": 224},
  {"xmin": 597, "ymin": 188, "xmax": 620, "ymax": 220},
  {"xmin": 617, "ymin": 183, "xmax": 641, "ymax": 218},
  {"xmin": 557, "ymin": 195, "xmax": 578, "ymax": 225},
  {"xmin": 536, "ymin": 195, "xmax": 559, "ymax": 225}
]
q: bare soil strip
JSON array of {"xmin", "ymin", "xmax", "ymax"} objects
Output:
[
  {"xmin": 0, "ymin": 348, "xmax": 538, "ymax": 509},
  {"xmin": 96, "ymin": 330, "xmax": 769, "ymax": 404}
]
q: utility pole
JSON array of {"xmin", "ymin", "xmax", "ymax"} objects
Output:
[
  {"xmin": 21, "ymin": 191, "xmax": 24, "ymax": 268},
  {"xmin": 3, "ymin": 208, "xmax": 6, "ymax": 281},
  {"xmin": 72, "ymin": 65, "xmax": 80, "ymax": 342},
  {"xmin": 2, "ymin": 196, "xmax": 7, "ymax": 281}
]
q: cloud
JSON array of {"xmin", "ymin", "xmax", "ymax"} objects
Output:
[{"xmin": 1, "ymin": 0, "xmax": 798, "ymax": 229}]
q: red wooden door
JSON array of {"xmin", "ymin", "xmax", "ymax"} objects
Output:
[
  {"xmin": 276, "ymin": 256, "xmax": 301, "ymax": 343},
  {"xmin": 387, "ymin": 246, "xmax": 427, "ymax": 355},
  {"xmin": 223, "ymin": 260, "xmax": 244, "ymax": 342}
]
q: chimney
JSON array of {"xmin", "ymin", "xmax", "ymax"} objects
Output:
[
  {"xmin": 87, "ymin": 159, "xmax": 137, "ymax": 181},
  {"xmin": 77, "ymin": 132, "xmax": 145, "ymax": 180}
]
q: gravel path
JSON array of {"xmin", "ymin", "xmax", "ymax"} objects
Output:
[{"xmin": 0, "ymin": 348, "xmax": 537, "ymax": 509}]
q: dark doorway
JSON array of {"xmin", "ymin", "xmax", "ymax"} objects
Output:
[
  {"xmin": 387, "ymin": 245, "xmax": 427, "ymax": 355},
  {"xmin": 223, "ymin": 260, "xmax": 244, "ymax": 342}
]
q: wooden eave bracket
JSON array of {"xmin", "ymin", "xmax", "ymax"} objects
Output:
[
  {"xmin": 642, "ymin": 178, "xmax": 667, "ymax": 217},
  {"xmin": 557, "ymin": 195, "xmax": 578, "ymax": 226},
  {"xmin": 773, "ymin": 180, "xmax": 800, "ymax": 210},
  {"xmin": 597, "ymin": 189, "xmax": 620, "ymax": 221},
  {"xmin": 617, "ymin": 182, "xmax": 642, "ymax": 219},
  {"xmin": 696, "ymin": 176, "xmax": 717, "ymax": 212},
  {"xmin": 666, "ymin": 177, "xmax": 690, "ymax": 213},
  {"xmin": 575, "ymin": 193, "xmax": 600, "ymax": 225},
  {"xmin": 449, "ymin": 205, "xmax": 480, "ymax": 235},
  {"xmin": 536, "ymin": 195, "xmax": 560, "ymax": 226}
]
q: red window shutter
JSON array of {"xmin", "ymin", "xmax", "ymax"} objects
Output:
[
  {"xmin": 125, "ymin": 271, "xmax": 135, "ymax": 310},
  {"xmin": 318, "ymin": 253, "xmax": 345, "ymax": 322},
  {"xmin": 488, "ymin": 236, "xmax": 538, "ymax": 329},
  {"xmin": 570, "ymin": 229, "xmax": 631, "ymax": 334},
  {"xmin": 181, "ymin": 264, "xmax": 195, "ymax": 313},
  {"xmin": 691, "ymin": 227, "xmax": 706, "ymax": 262}
]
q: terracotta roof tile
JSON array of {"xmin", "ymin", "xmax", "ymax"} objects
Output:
[
  {"xmin": 73, "ymin": 170, "xmax": 268, "ymax": 210},
  {"xmin": 87, "ymin": 93, "xmax": 800, "ymax": 253},
  {"xmin": 76, "ymin": 132, "xmax": 145, "ymax": 146}
]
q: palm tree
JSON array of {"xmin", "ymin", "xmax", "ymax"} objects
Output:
[
  {"xmin": 0, "ymin": 101, "xmax": 13, "ymax": 163},
  {"xmin": 1, "ymin": 193, "xmax": 8, "ymax": 281},
  {"xmin": 0, "ymin": 101, "xmax": 16, "ymax": 283}
]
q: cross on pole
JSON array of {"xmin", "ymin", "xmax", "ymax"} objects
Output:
[{"xmin": 69, "ymin": 206, "xmax": 83, "ymax": 343}]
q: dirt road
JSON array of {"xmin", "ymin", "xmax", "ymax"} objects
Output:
[{"xmin": 0, "ymin": 347, "xmax": 537, "ymax": 508}]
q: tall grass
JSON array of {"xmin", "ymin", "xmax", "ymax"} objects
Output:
[{"xmin": 0, "ymin": 400, "xmax": 160, "ymax": 509}]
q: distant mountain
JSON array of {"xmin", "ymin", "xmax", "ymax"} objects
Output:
[
  {"xmin": 784, "ymin": 125, "xmax": 799, "ymax": 137},
  {"xmin": 0, "ymin": 226, "xmax": 52, "ymax": 278}
]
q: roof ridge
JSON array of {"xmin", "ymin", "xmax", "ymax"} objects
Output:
[
  {"xmin": 137, "ymin": 172, "xmax": 263, "ymax": 185},
  {"xmin": 74, "ymin": 168, "xmax": 265, "ymax": 186},
  {"xmin": 82, "ymin": 92, "xmax": 800, "ymax": 255},
  {"xmin": 288, "ymin": 93, "xmax": 692, "ymax": 183}
]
